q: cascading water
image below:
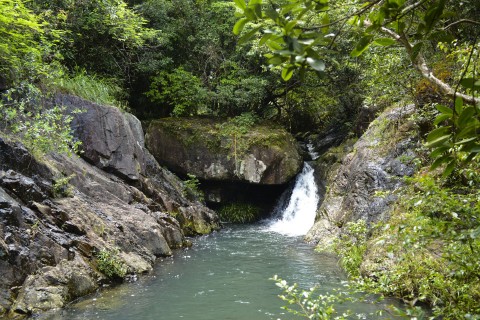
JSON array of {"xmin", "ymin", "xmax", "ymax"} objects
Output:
[{"xmin": 266, "ymin": 162, "xmax": 319, "ymax": 236}]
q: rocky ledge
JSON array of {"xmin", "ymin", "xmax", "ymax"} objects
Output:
[
  {"xmin": 145, "ymin": 117, "xmax": 302, "ymax": 185},
  {"xmin": 0, "ymin": 95, "xmax": 220, "ymax": 317}
]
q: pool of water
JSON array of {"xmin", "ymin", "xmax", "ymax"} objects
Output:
[{"xmin": 48, "ymin": 224, "xmax": 399, "ymax": 320}]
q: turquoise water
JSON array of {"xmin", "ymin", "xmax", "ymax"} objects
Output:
[{"xmin": 50, "ymin": 224, "xmax": 398, "ymax": 320}]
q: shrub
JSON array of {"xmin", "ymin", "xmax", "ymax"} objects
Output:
[
  {"xmin": 333, "ymin": 220, "xmax": 368, "ymax": 278},
  {"xmin": 95, "ymin": 248, "xmax": 127, "ymax": 279},
  {"xmin": 0, "ymin": 84, "xmax": 82, "ymax": 157}
]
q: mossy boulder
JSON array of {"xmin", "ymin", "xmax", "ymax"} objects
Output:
[{"xmin": 145, "ymin": 118, "xmax": 302, "ymax": 185}]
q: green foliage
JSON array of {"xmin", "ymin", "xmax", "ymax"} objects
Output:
[
  {"xmin": 359, "ymin": 173, "xmax": 480, "ymax": 318},
  {"xmin": 0, "ymin": 84, "xmax": 82, "ymax": 157},
  {"xmin": 271, "ymin": 275, "xmax": 353, "ymax": 320},
  {"xmin": 333, "ymin": 220, "xmax": 367, "ymax": 278},
  {"xmin": 217, "ymin": 202, "xmax": 260, "ymax": 223},
  {"xmin": 146, "ymin": 67, "xmax": 208, "ymax": 116},
  {"xmin": 57, "ymin": 69, "xmax": 128, "ymax": 109},
  {"xmin": 217, "ymin": 113, "xmax": 260, "ymax": 168},
  {"xmin": 184, "ymin": 174, "xmax": 205, "ymax": 202},
  {"xmin": 95, "ymin": 247, "xmax": 127, "ymax": 279},
  {"xmin": 53, "ymin": 174, "xmax": 75, "ymax": 198},
  {"xmin": 426, "ymin": 81, "xmax": 480, "ymax": 178},
  {"xmin": 0, "ymin": 0, "xmax": 62, "ymax": 86},
  {"xmin": 29, "ymin": 0, "xmax": 157, "ymax": 78}
]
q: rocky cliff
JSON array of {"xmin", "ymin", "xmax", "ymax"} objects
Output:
[
  {"xmin": 0, "ymin": 95, "xmax": 220, "ymax": 317},
  {"xmin": 306, "ymin": 104, "xmax": 419, "ymax": 247}
]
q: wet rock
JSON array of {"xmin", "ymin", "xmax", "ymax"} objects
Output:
[
  {"xmin": 306, "ymin": 104, "xmax": 418, "ymax": 248},
  {"xmin": 0, "ymin": 170, "xmax": 47, "ymax": 204}
]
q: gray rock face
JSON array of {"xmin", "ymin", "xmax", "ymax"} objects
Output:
[
  {"xmin": 54, "ymin": 94, "xmax": 146, "ymax": 181},
  {"xmin": 305, "ymin": 104, "xmax": 418, "ymax": 247},
  {"xmin": 145, "ymin": 118, "xmax": 302, "ymax": 185},
  {"xmin": 0, "ymin": 97, "xmax": 220, "ymax": 317}
]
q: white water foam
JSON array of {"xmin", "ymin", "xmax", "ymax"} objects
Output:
[{"xmin": 266, "ymin": 163, "xmax": 319, "ymax": 237}]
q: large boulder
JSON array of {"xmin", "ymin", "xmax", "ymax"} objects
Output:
[
  {"xmin": 53, "ymin": 94, "xmax": 146, "ymax": 181},
  {"xmin": 305, "ymin": 104, "xmax": 418, "ymax": 247},
  {"xmin": 145, "ymin": 118, "xmax": 302, "ymax": 185}
]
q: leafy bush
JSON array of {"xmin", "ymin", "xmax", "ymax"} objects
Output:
[
  {"xmin": 359, "ymin": 173, "xmax": 480, "ymax": 318},
  {"xmin": 333, "ymin": 220, "xmax": 368, "ymax": 278},
  {"xmin": 0, "ymin": 84, "xmax": 81, "ymax": 157},
  {"xmin": 95, "ymin": 248, "xmax": 127, "ymax": 279},
  {"xmin": 146, "ymin": 67, "xmax": 208, "ymax": 116},
  {"xmin": 217, "ymin": 202, "xmax": 260, "ymax": 223},
  {"xmin": 272, "ymin": 275, "xmax": 353, "ymax": 320}
]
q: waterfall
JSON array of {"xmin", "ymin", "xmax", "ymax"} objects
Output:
[{"xmin": 267, "ymin": 163, "xmax": 319, "ymax": 236}]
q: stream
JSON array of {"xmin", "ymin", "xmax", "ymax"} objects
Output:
[{"xmin": 49, "ymin": 164, "xmax": 402, "ymax": 319}]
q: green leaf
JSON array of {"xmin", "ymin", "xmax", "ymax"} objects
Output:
[
  {"xmin": 234, "ymin": 0, "xmax": 246, "ymax": 10},
  {"xmin": 268, "ymin": 56, "xmax": 284, "ymax": 65},
  {"xmin": 233, "ymin": 18, "xmax": 248, "ymax": 35},
  {"xmin": 430, "ymin": 155, "xmax": 451, "ymax": 170},
  {"xmin": 284, "ymin": 20, "xmax": 297, "ymax": 33},
  {"xmin": 426, "ymin": 126, "xmax": 452, "ymax": 148},
  {"xmin": 373, "ymin": 38, "xmax": 396, "ymax": 46},
  {"xmin": 433, "ymin": 114, "xmax": 451, "ymax": 125},
  {"xmin": 238, "ymin": 27, "xmax": 260, "ymax": 45},
  {"xmin": 259, "ymin": 33, "xmax": 273, "ymax": 45},
  {"xmin": 244, "ymin": 7, "xmax": 256, "ymax": 20},
  {"xmin": 442, "ymin": 160, "xmax": 455, "ymax": 177},
  {"xmin": 426, "ymin": 126, "xmax": 451, "ymax": 142},
  {"xmin": 351, "ymin": 35, "xmax": 374, "ymax": 57},
  {"xmin": 460, "ymin": 78, "xmax": 480, "ymax": 91},
  {"xmin": 253, "ymin": 3, "xmax": 262, "ymax": 19},
  {"xmin": 456, "ymin": 123, "xmax": 477, "ymax": 139},
  {"xmin": 454, "ymin": 96, "xmax": 463, "ymax": 115},
  {"xmin": 306, "ymin": 57, "xmax": 325, "ymax": 71},
  {"xmin": 281, "ymin": 66, "xmax": 295, "ymax": 81},
  {"xmin": 411, "ymin": 42, "xmax": 423, "ymax": 61},
  {"xmin": 457, "ymin": 106, "xmax": 476, "ymax": 128},
  {"xmin": 430, "ymin": 146, "xmax": 450, "ymax": 159},
  {"xmin": 265, "ymin": 7, "xmax": 279, "ymax": 20},
  {"xmin": 423, "ymin": 0, "xmax": 446, "ymax": 34},
  {"xmin": 435, "ymin": 104, "xmax": 453, "ymax": 115}
]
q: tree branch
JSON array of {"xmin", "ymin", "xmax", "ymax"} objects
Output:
[
  {"xmin": 444, "ymin": 19, "xmax": 480, "ymax": 30},
  {"xmin": 378, "ymin": 25, "xmax": 480, "ymax": 105}
]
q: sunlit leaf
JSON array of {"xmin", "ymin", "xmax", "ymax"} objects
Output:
[
  {"xmin": 351, "ymin": 35, "xmax": 374, "ymax": 57},
  {"xmin": 281, "ymin": 66, "xmax": 295, "ymax": 81},
  {"xmin": 233, "ymin": 18, "xmax": 248, "ymax": 35},
  {"xmin": 306, "ymin": 57, "xmax": 325, "ymax": 71},
  {"xmin": 234, "ymin": 0, "xmax": 246, "ymax": 10},
  {"xmin": 373, "ymin": 38, "xmax": 396, "ymax": 46}
]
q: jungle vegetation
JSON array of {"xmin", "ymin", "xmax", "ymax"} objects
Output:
[{"xmin": 0, "ymin": 0, "xmax": 479, "ymax": 318}]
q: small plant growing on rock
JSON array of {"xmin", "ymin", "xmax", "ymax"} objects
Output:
[
  {"xmin": 184, "ymin": 173, "xmax": 204, "ymax": 202},
  {"xmin": 217, "ymin": 202, "xmax": 260, "ymax": 223},
  {"xmin": 53, "ymin": 174, "xmax": 75, "ymax": 198},
  {"xmin": 95, "ymin": 247, "xmax": 127, "ymax": 279}
]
